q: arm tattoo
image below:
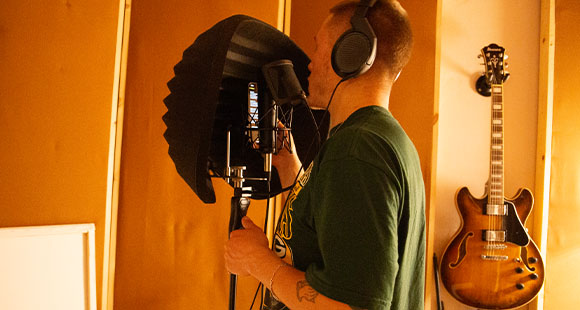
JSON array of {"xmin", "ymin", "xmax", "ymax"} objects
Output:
[
  {"xmin": 296, "ymin": 280, "xmax": 319, "ymax": 303},
  {"xmin": 296, "ymin": 280, "xmax": 368, "ymax": 309}
]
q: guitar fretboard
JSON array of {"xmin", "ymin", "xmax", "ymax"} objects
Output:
[{"xmin": 489, "ymin": 84, "xmax": 504, "ymax": 210}]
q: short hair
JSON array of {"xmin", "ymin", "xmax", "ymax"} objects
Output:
[{"xmin": 329, "ymin": 0, "xmax": 413, "ymax": 78}]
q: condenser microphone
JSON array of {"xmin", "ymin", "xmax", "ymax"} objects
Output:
[
  {"xmin": 262, "ymin": 60, "xmax": 307, "ymax": 106},
  {"xmin": 258, "ymin": 90, "xmax": 276, "ymax": 173},
  {"xmin": 258, "ymin": 60, "xmax": 307, "ymax": 173}
]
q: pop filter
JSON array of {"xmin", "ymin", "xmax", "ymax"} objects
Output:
[{"xmin": 163, "ymin": 15, "xmax": 324, "ymax": 204}]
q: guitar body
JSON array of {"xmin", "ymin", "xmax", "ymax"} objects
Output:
[{"xmin": 440, "ymin": 187, "xmax": 545, "ymax": 309}]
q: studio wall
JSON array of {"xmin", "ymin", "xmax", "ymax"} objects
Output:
[
  {"xmin": 544, "ymin": 0, "xmax": 580, "ymax": 308},
  {"xmin": 0, "ymin": 1, "xmax": 121, "ymax": 309},
  {"xmin": 2, "ymin": 0, "xmax": 575, "ymax": 309},
  {"xmin": 112, "ymin": 0, "xmax": 282, "ymax": 309}
]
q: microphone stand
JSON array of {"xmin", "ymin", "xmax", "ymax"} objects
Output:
[
  {"xmin": 228, "ymin": 166, "xmax": 251, "ymax": 310},
  {"xmin": 225, "ymin": 130, "xmax": 254, "ymax": 310}
]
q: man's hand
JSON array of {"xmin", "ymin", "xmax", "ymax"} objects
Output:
[
  {"xmin": 224, "ymin": 217, "xmax": 277, "ymax": 277},
  {"xmin": 272, "ymin": 122, "xmax": 302, "ymax": 189}
]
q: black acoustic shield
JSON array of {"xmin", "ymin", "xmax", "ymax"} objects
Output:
[{"xmin": 163, "ymin": 15, "xmax": 328, "ymax": 204}]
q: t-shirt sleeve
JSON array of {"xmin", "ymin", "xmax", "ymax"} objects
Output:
[{"xmin": 304, "ymin": 155, "xmax": 402, "ymax": 309}]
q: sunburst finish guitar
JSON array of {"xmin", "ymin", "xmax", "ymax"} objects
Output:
[{"xmin": 440, "ymin": 44, "xmax": 545, "ymax": 309}]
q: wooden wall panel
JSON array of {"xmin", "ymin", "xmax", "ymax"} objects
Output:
[
  {"xmin": 0, "ymin": 1, "xmax": 120, "ymax": 309},
  {"xmin": 544, "ymin": 0, "xmax": 580, "ymax": 308},
  {"xmin": 113, "ymin": 1, "xmax": 281, "ymax": 309}
]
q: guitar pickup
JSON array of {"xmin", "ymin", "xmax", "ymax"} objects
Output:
[
  {"xmin": 485, "ymin": 204, "xmax": 507, "ymax": 216},
  {"xmin": 483, "ymin": 230, "xmax": 506, "ymax": 242}
]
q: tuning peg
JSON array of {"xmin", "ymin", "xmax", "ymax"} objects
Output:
[
  {"xmin": 503, "ymin": 72, "xmax": 511, "ymax": 83},
  {"xmin": 478, "ymin": 54, "xmax": 483, "ymax": 59}
]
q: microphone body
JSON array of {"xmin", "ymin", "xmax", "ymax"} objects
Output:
[
  {"xmin": 257, "ymin": 59, "xmax": 307, "ymax": 173},
  {"xmin": 259, "ymin": 91, "xmax": 276, "ymax": 173}
]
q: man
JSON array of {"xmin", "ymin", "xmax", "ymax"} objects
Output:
[{"xmin": 224, "ymin": 1, "xmax": 425, "ymax": 309}]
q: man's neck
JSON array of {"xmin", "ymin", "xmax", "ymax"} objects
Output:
[{"xmin": 327, "ymin": 77, "xmax": 392, "ymax": 129}]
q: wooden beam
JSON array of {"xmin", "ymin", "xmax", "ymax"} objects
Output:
[
  {"xmin": 103, "ymin": 0, "xmax": 131, "ymax": 309},
  {"xmin": 531, "ymin": 0, "xmax": 555, "ymax": 309}
]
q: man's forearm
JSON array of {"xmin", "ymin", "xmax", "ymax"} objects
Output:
[
  {"xmin": 246, "ymin": 251, "xmax": 360, "ymax": 310},
  {"xmin": 270, "ymin": 265, "xmax": 361, "ymax": 310}
]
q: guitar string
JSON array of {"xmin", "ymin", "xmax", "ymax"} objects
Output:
[
  {"xmin": 490, "ymin": 86, "xmax": 495, "ymax": 258},
  {"xmin": 492, "ymin": 84, "xmax": 503, "ymax": 258},
  {"xmin": 489, "ymin": 84, "xmax": 501, "ymax": 258},
  {"xmin": 493, "ymin": 85, "xmax": 499, "ymax": 258}
]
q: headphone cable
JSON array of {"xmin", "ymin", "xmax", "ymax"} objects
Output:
[{"xmin": 279, "ymin": 77, "xmax": 346, "ymax": 194}]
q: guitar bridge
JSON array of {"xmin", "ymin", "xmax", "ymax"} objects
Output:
[
  {"xmin": 481, "ymin": 255, "xmax": 509, "ymax": 261},
  {"xmin": 484, "ymin": 244, "xmax": 507, "ymax": 250}
]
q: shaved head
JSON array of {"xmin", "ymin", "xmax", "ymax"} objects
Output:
[{"xmin": 328, "ymin": 0, "xmax": 413, "ymax": 79}]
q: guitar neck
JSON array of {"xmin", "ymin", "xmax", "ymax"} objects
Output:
[{"xmin": 488, "ymin": 84, "xmax": 504, "ymax": 208}]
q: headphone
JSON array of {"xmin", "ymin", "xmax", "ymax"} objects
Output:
[{"xmin": 331, "ymin": 0, "xmax": 378, "ymax": 79}]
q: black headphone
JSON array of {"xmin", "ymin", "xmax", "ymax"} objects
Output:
[{"xmin": 331, "ymin": 0, "xmax": 378, "ymax": 79}]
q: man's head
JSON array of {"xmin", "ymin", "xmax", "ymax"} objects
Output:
[
  {"xmin": 307, "ymin": 0, "xmax": 413, "ymax": 109},
  {"xmin": 330, "ymin": 0, "xmax": 413, "ymax": 79}
]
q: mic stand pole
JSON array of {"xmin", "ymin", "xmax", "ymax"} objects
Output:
[{"xmin": 227, "ymin": 165, "xmax": 251, "ymax": 310}]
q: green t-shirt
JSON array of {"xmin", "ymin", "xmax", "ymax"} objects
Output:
[{"xmin": 266, "ymin": 106, "xmax": 425, "ymax": 310}]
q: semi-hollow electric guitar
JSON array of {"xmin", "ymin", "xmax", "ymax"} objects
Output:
[{"xmin": 440, "ymin": 44, "xmax": 545, "ymax": 309}]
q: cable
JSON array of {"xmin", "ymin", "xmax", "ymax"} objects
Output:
[
  {"xmin": 282, "ymin": 78, "xmax": 347, "ymax": 194},
  {"xmin": 249, "ymin": 282, "xmax": 263, "ymax": 310}
]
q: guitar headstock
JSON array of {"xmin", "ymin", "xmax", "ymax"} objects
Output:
[{"xmin": 480, "ymin": 43, "xmax": 508, "ymax": 85}]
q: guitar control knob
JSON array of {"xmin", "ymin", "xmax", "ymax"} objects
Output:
[
  {"xmin": 515, "ymin": 267, "xmax": 524, "ymax": 274},
  {"xmin": 530, "ymin": 273, "xmax": 539, "ymax": 280},
  {"xmin": 529, "ymin": 257, "xmax": 538, "ymax": 264},
  {"xmin": 516, "ymin": 283, "xmax": 525, "ymax": 290}
]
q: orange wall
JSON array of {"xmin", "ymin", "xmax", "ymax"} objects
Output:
[
  {"xmin": 113, "ymin": 0, "xmax": 280, "ymax": 309},
  {"xmin": 290, "ymin": 0, "xmax": 439, "ymax": 308},
  {"xmin": 0, "ymin": 1, "xmax": 120, "ymax": 309},
  {"xmin": 544, "ymin": 0, "xmax": 580, "ymax": 308}
]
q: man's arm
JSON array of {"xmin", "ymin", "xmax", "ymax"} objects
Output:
[
  {"xmin": 271, "ymin": 264, "xmax": 367, "ymax": 310},
  {"xmin": 225, "ymin": 217, "xmax": 365, "ymax": 310}
]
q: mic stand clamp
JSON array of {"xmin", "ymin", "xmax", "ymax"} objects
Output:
[{"xmin": 228, "ymin": 166, "xmax": 252, "ymax": 310}]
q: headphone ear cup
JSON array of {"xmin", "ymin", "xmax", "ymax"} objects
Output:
[{"xmin": 331, "ymin": 30, "xmax": 373, "ymax": 78}]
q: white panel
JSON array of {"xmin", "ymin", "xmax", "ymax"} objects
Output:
[{"xmin": 0, "ymin": 224, "xmax": 96, "ymax": 310}]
